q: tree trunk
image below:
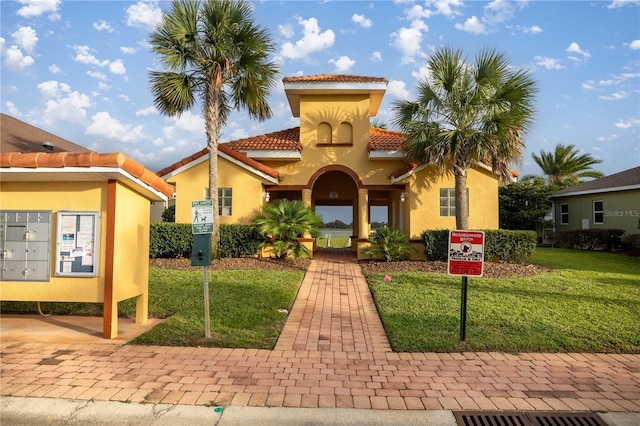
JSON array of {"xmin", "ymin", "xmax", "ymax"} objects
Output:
[
  {"xmin": 454, "ymin": 163, "xmax": 469, "ymax": 230},
  {"xmin": 206, "ymin": 87, "xmax": 222, "ymax": 260}
]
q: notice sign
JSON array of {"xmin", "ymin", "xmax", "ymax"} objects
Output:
[
  {"xmin": 191, "ymin": 200, "xmax": 214, "ymax": 234},
  {"xmin": 448, "ymin": 230, "xmax": 485, "ymax": 277}
]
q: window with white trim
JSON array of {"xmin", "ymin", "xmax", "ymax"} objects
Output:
[
  {"xmin": 203, "ymin": 187, "xmax": 233, "ymax": 216},
  {"xmin": 593, "ymin": 200, "xmax": 604, "ymax": 224},
  {"xmin": 560, "ymin": 203, "xmax": 569, "ymax": 225},
  {"xmin": 439, "ymin": 188, "xmax": 469, "ymax": 217}
]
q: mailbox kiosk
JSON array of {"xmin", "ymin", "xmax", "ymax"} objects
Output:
[{"xmin": 0, "ymin": 152, "xmax": 174, "ymax": 338}]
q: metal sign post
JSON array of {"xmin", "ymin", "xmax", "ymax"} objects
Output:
[
  {"xmin": 448, "ymin": 230, "xmax": 485, "ymax": 342},
  {"xmin": 192, "ymin": 201, "xmax": 214, "ymax": 339}
]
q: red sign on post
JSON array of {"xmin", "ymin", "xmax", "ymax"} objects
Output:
[{"xmin": 448, "ymin": 230, "xmax": 485, "ymax": 277}]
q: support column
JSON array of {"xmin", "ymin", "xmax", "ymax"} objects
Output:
[
  {"xmin": 103, "ymin": 180, "xmax": 117, "ymax": 339},
  {"xmin": 302, "ymin": 189, "xmax": 312, "ymax": 239},
  {"xmin": 358, "ymin": 188, "xmax": 369, "ymax": 239}
]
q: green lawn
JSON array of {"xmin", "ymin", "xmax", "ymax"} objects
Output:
[
  {"xmin": 1, "ymin": 267, "xmax": 304, "ymax": 349},
  {"xmin": 366, "ymin": 248, "xmax": 640, "ymax": 353}
]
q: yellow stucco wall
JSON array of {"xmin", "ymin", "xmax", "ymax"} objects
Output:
[
  {"xmin": 170, "ymin": 157, "xmax": 267, "ymax": 224},
  {"xmin": 0, "ymin": 181, "xmax": 150, "ymax": 305},
  {"xmin": 406, "ymin": 165, "xmax": 499, "ymax": 238}
]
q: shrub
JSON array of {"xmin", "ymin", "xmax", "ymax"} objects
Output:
[
  {"xmin": 150, "ymin": 223, "xmax": 263, "ymax": 258},
  {"xmin": 421, "ymin": 229, "xmax": 536, "ymax": 263},
  {"xmin": 161, "ymin": 205, "xmax": 175, "ymax": 222},
  {"xmin": 622, "ymin": 233, "xmax": 640, "ymax": 251},
  {"xmin": 364, "ymin": 226, "xmax": 410, "ymax": 261},
  {"xmin": 150, "ymin": 222, "xmax": 192, "ymax": 258},
  {"xmin": 556, "ymin": 229, "xmax": 625, "ymax": 251},
  {"xmin": 219, "ymin": 224, "xmax": 263, "ymax": 258}
]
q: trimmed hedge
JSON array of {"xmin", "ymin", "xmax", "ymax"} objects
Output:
[
  {"xmin": 556, "ymin": 228, "xmax": 625, "ymax": 251},
  {"xmin": 622, "ymin": 233, "xmax": 640, "ymax": 251},
  {"xmin": 149, "ymin": 223, "xmax": 262, "ymax": 258},
  {"xmin": 421, "ymin": 229, "xmax": 537, "ymax": 263}
]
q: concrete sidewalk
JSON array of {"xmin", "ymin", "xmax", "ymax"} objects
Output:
[{"xmin": 3, "ymin": 397, "xmax": 639, "ymax": 425}]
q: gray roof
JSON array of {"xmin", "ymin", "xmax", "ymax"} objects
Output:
[
  {"xmin": 1, "ymin": 113, "xmax": 91, "ymax": 154},
  {"xmin": 550, "ymin": 166, "xmax": 640, "ymax": 197}
]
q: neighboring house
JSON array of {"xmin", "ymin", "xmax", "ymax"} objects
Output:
[
  {"xmin": 1, "ymin": 114, "xmax": 174, "ymax": 339},
  {"xmin": 159, "ymin": 74, "xmax": 504, "ymax": 259},
  {"xmin": 549, "ymin": 166, "xmax": 640, "ymax": 237}
]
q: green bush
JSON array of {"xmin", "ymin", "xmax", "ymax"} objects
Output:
[
  {"xmin": 364, "ymin": 226, "xmax": 410, "ymax": 261},
  {"xmin": 150, "ymin": 223, "xmax": 263, "ymax": 258},
  {"xmin": 421, "ymin": 229, "xmax": 536, "ymax": 263},
  {"xmin": 161, "ymin": 205, "xmax": 175, "ymax": 222},
  {"xmin": 150, "ymin": 222, "xmax": 192, "ymax": 258},
  {"xmin": 622, "ymin": 233, "xmax": 640, "ymax": 251},
  {"xmin": 219, "ymin": 224, "xmax": 263, "ymax": 258},
  {"xmin": 556, "ymin": 229, "xmax": 625, "ymax": 251}
]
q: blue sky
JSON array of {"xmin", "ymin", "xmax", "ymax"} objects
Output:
[{"xmin": 1, "ymin": 0, "xmax": 639, "ymax": 184}]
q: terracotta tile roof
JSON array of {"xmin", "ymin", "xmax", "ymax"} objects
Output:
[
  {"xmin": 368, "ymin": 127, "xmax": 405, "ymax": 151},
  {"xmin": 282, "ymin": 74, "xmax": 388, "ymax": 84},
  {"xmin": 223, "ymin": 128, "xmax": 302, "ymax": 152},
  {"xmin": 156, "ymin": 144, "xmax": 280, "ymax": 180},
  {"xmin": 1, "ymin": 113, "xmax": 92, "ymax": 154},
  {"xmin": 1, "ymin": 151, "xmax": 174, "ymax": 198}
]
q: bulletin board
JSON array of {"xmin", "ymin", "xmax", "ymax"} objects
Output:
[{"xmin": 55, "ymin": 211, "xmax": 100, "ymax": 277}]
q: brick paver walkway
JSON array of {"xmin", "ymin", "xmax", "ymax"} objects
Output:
[{"xmin": 1, "ymin": 250, "xmax": 639, "ymax": 412}]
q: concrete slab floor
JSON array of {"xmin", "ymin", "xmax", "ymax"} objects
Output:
[{"xmin": 0, "ymin": 314, "xmax": 163, "ymax": 345}]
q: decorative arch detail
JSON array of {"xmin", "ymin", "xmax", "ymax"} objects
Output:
[
  {"xmin": 337, "ymin": 122, "xmax": 353, "ymax": 144},
  {"xmin": 308, "ymin": 165, "xmax": 363, "ymax": 189},
  {"xmin": 317, "ymin": 122, "xmax": 332, "ymax": 144}
]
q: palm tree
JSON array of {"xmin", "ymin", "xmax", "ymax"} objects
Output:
[
  {"xmin": 532, "ymin": 144, "xmax": 603, "ymax": 188},
  {"xmin": 394, "ymin": 47, "xmax": 537, "ymax": 230},
  {"xmin": 149, "ymin": 0, "xmax": 278, "ymax": 259},
  {"xmin": 252, "ymin": 200, "xmax": 323, "ymax": 259}
]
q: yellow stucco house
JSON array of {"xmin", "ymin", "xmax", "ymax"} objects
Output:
[
  {"xmin": 158, "ymin": 75, "xmax": 503, "ymax": 259},
  {"xmin": 1, "ymin": 114, "xmax": 174, "ymax": 338}
]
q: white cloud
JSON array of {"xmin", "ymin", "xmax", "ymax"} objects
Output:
[
  {"xmin": 136, "ymin": 106, "xmax": 158, "ymax": 116},
  {"xmin": 16, "ymin": 0, "xmax": 60, "ymax": 18},
  {"xmin": 87, "ymin": 111, "xmax": 144, "ymax": 143},
  {"xmin": 49, "ymin": 64, "xmax": 61, "ymax": 73},
  {"xmin": 126, "ymin": 1, "xmax": 163, "ymax": 31},
  {"xmin": 97, "ymin": 82, "xmax": 110, "ymax": 91},
  {"xmin": 37, "ymin": 80, "xmax": 92, "ymax": 125},
  {"xmin": 87, "ymin": 70, "xmax": 107, "ymax": 80},
  {"xmin": 386, "ymin": 80, "xmax": 411, "ymax": 101},
  {"xmin": 278, "ymin": 23, "xmax": 294, "ymax": 39},
  {"xmin": 534, "ymin": 56, "xmax": 565, "ymax": 71},
  {"xmin": 6, "ymin": 101, "xmax": 20, "ymax": 116},
  {"xmin": 596, "ymin": 134, "xmax": 619, "ymax": 142},
  {"xmin": 370, "ymin": 51, "xmax": 383, "ymax": 62},
  {"xmin": 521, "ymin": 25, "xmax": 542, "ymax": 34},
  {"xmin": 71, "ymin": 45, "xmax": 108, "ymax": 67},
  {"xmin": 93, "ymin": 20, "xmax": 114, "ymax": 33},
  {"xmin": 329, "ymin": 56, "xmax": 355, "ymax": 73},
  {"xmin": 608, "ymin": 0, "xmax": 640, "ymax": 8},
  {"xmin": 118, "ymin": 94, "xmax": 130, "ymax": 102},
  {"xmin": 566, "ymin": 42, "xmax": 591, "ymax": 58},
  {"xmin": 120, "ymin": 46, "xmax": 137, "ymax": 54},
  {"xmin": 1, "ymin": 40, "xmax": 35, "ymax": 71},
  {"xmin": 430, "ymin": 0, "xmax": 464, "ymax": 17},
  {"xmin": 280, "ymin": 17, "xmax": 335, "ymax": 60},
  {"xmin": 614, "ymin": 117, "xmax": 640, "ymax": 129},
  {"xmin": 391, "ymin": 19, "xmax": 428, "ymax": 64},
  {"xmin": 405, "ymin": 5, "xmax": 432, "ymax": 20},
  {"xmin": 162, "ymin": 110, "xmax": 205, "ymax": 142},
  {"xmin": 455, "ymin": 16, "xmax": 487, "ymax": 35},
  {"xmin": 12, "ymin": 27, "xmax": 38, "ymax": 53},
  {"xmin": 629, "ymin": 40, "xmax": 640, "ymax": 50},
  {"xmin": 581, "ymin": 80, "xmax": 595, "ymax": 90},
  {"xmin": 109, "ymin": 59, "xmax": 126, "ymax": 75},
  {"xmin": 483, "ymin": 0, "xmax": 516, "ymax": 25},
  {"xmin": 599, "ymin": 91, "xmax": 629, "ymax": 101},
  {"xmin": 352, "ymin": 14, "xmax": 372, "ymax": 29}
]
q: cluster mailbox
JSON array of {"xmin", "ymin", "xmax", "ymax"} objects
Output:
[{"xmin": 0, "ymin": 210, "xmax": 51, "ymax": 282}]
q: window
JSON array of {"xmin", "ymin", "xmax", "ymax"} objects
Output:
[
  {"xmin": 439, "ymin": 188, "xmax": 469, "ymax": 217},
  {"xmin": 203, "ymin": 188, "xmax": 233, "ymax": 216},
  {"xmin": 219, "ymin": 188, "xmax": 232, "ymax": 216},
  {"xmin": 560, "ymin": 203, "xmax": 569, "ymax": 225},
  {"xmin": 593, "ymin": 200, "xmax": 604, "ymax": 224}
]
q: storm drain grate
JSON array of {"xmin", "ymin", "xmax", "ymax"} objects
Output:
[{"xmin": 454, "ymin": 411, "xmax": 610, "ymax": 426}]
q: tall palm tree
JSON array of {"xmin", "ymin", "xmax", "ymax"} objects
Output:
[
  {"xmin": 532, "ymin": 144, "xmax": 603, "ymax": 188},
  {"xmin": 149, "ymin": 0, "xmax": 278, "ymax": 259},
  {"xmin": 394, "ymin": 47, "xmax": 537, "ymax": 230}
]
